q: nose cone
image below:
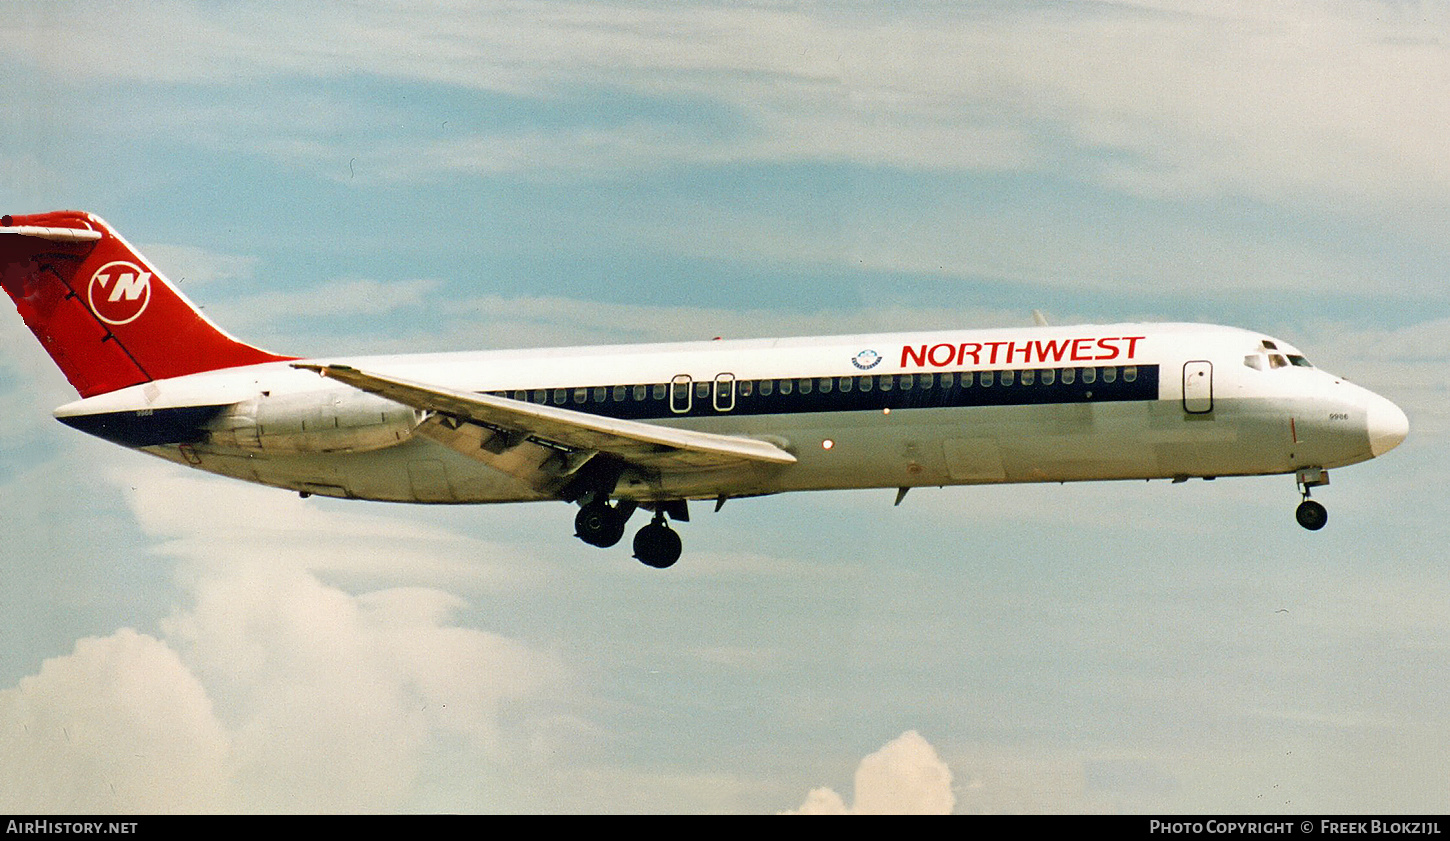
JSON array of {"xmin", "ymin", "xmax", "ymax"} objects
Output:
[{"xmin": 1367, "ymin": 394, "xmax": 1409, "ymax": 457}]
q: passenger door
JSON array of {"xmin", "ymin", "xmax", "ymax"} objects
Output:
[{"xmin": 1182, "ymin": 361, "xmax": 1213, "ymax": 414}]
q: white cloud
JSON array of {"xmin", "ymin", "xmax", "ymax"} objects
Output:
[
  {"xmin": 0, "ymin": 569, "xmax": 561, "ymax": 813},
  {"xmin": 785, "ymin": 731, "xmax": 955, "ymax": 814},
  {"xmin": 0, "ymin": 629, "xmax": 231, "ymax": 813},
  {"xmin": 12, "ymin": 1, "xmax": 1450, "ymax": 216},
  {"xmin": 165, "ymin": 567, "xmax": 556, "ymax": 812},
  {"xmin": 212, "ymin": 277, "xmax": 441, "ymax": 328},
  {"xmin": 140, "ymin": 243, "xmax": 259, "ymax": 287},
  {"xmin": 0, "ymin": 463, "xmax": 567, "ymax": 813}
]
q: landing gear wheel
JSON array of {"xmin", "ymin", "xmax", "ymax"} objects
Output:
[
  {"xmin": 633, "ymin": 520, "xmax": 682, "ymax": 569},
  {"xmin": 1296, "ymin": 499, "xmax": 1328, "ymax": 531},
  {"xmin": 574, "ymin": 502, "xmax": 631, "ymax": 548}
]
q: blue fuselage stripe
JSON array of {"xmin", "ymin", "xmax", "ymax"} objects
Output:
[{"xmin": 492, "ymin": 365, "xmax": 1161, "ymax": 421}]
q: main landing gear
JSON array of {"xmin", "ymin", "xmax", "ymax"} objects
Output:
[
  {"xmin": 573, "ymin": 499, "xmax": 684, "ymax": 568},
  {"xmin": 574, "ymin": 499, "xmax": 636, "ymax": 548},
  {"xmin": 632, "ymin": 512, "xmax": 683, "ymax": 569},
  {"xmin": 1294, "ymin": 467, "xmax": 1329, "ymax": 531}
]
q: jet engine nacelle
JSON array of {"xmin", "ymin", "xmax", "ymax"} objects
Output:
[{"xmin": 206, "ymin": 389, "xmax": 421, "ymax": 454}]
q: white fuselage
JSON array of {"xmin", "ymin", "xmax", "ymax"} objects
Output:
[{"xmin": 53, "ymin": 322, "xmax": 1405, "ymax": 506}]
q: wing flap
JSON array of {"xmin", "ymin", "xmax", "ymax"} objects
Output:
[{"xmin": 293, "ymin": 363, "xmax": 797, "ymax": 471}]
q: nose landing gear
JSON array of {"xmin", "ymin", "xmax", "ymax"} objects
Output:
[
  {"xmin": 1295, "ymin": 467, "xmax": 1329, "ymax": 531},
  {"xmin": 1295, "ymin": 498, "xmax": 1328, "ymax": 530}
]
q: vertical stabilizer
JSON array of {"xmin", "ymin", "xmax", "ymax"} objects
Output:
[{"xmin": 1, "ymin": 211, "xmax": 293, "ymax": 397}]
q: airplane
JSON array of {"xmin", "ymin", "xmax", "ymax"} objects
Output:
[{"xmin": 1, "ymin": 210, "xmax": 1409, "ymax": 568}]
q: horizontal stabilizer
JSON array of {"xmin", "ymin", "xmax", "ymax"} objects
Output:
[{"xmin": 0, "ymin": 225, "xmax": 103, "ymax": 243}]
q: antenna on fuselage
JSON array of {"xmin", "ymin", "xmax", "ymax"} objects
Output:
[{"xmin": 1032, "ymin": 310, "xmax": 1050, "ymax": 327}]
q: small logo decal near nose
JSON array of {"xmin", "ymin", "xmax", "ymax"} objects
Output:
[
  {"xmin": 852, "ymin": 349, "xmax": 881, "ymax": 370},
  {"xmin": 87, "ymin": 261, "xmax": 152, "ymax": 325}
]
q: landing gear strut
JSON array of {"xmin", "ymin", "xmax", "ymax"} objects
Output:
[{"xmin": 1295, "ymin": 468, "xmax": 1329, "ymax": 531}]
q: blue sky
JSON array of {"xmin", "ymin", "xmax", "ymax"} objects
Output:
[{"xmin": 1, "ymin": 1, "xmax": 1448, "ymax": 813}]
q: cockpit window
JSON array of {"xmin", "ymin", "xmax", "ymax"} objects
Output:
[{"xmin": 1246, "ymin": 351, "xmax": 1313, "ymax": 371}]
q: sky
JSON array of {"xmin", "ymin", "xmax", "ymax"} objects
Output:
[{"xmin": 1, "ymin": 0, "xmax": 1448, "ymax": 814}]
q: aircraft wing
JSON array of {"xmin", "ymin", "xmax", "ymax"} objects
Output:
[{"xmin": 293, "ymin": 364, "xmax": 796, "ymax": 483}]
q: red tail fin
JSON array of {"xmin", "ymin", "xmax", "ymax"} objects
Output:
[{"xmin": 1, "ymin": 210, "xmax": 293, "ymax": 397}]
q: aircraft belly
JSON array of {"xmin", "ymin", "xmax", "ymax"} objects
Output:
[
  {"xmin": 144, "ymin": 437, "xmax": 553, "ymax": 504},
  {"xmin": 658, "ymin": 403, "xmax": 1170, "ymax": 493},
  {"xmin": 661, "ymin": 398, "xmax": 1300, "ymax": 494}
]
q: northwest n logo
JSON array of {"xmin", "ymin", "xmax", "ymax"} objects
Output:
[{"xmin": 87, "ymin": 261, "xmax": 152, "ymax": 325}]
